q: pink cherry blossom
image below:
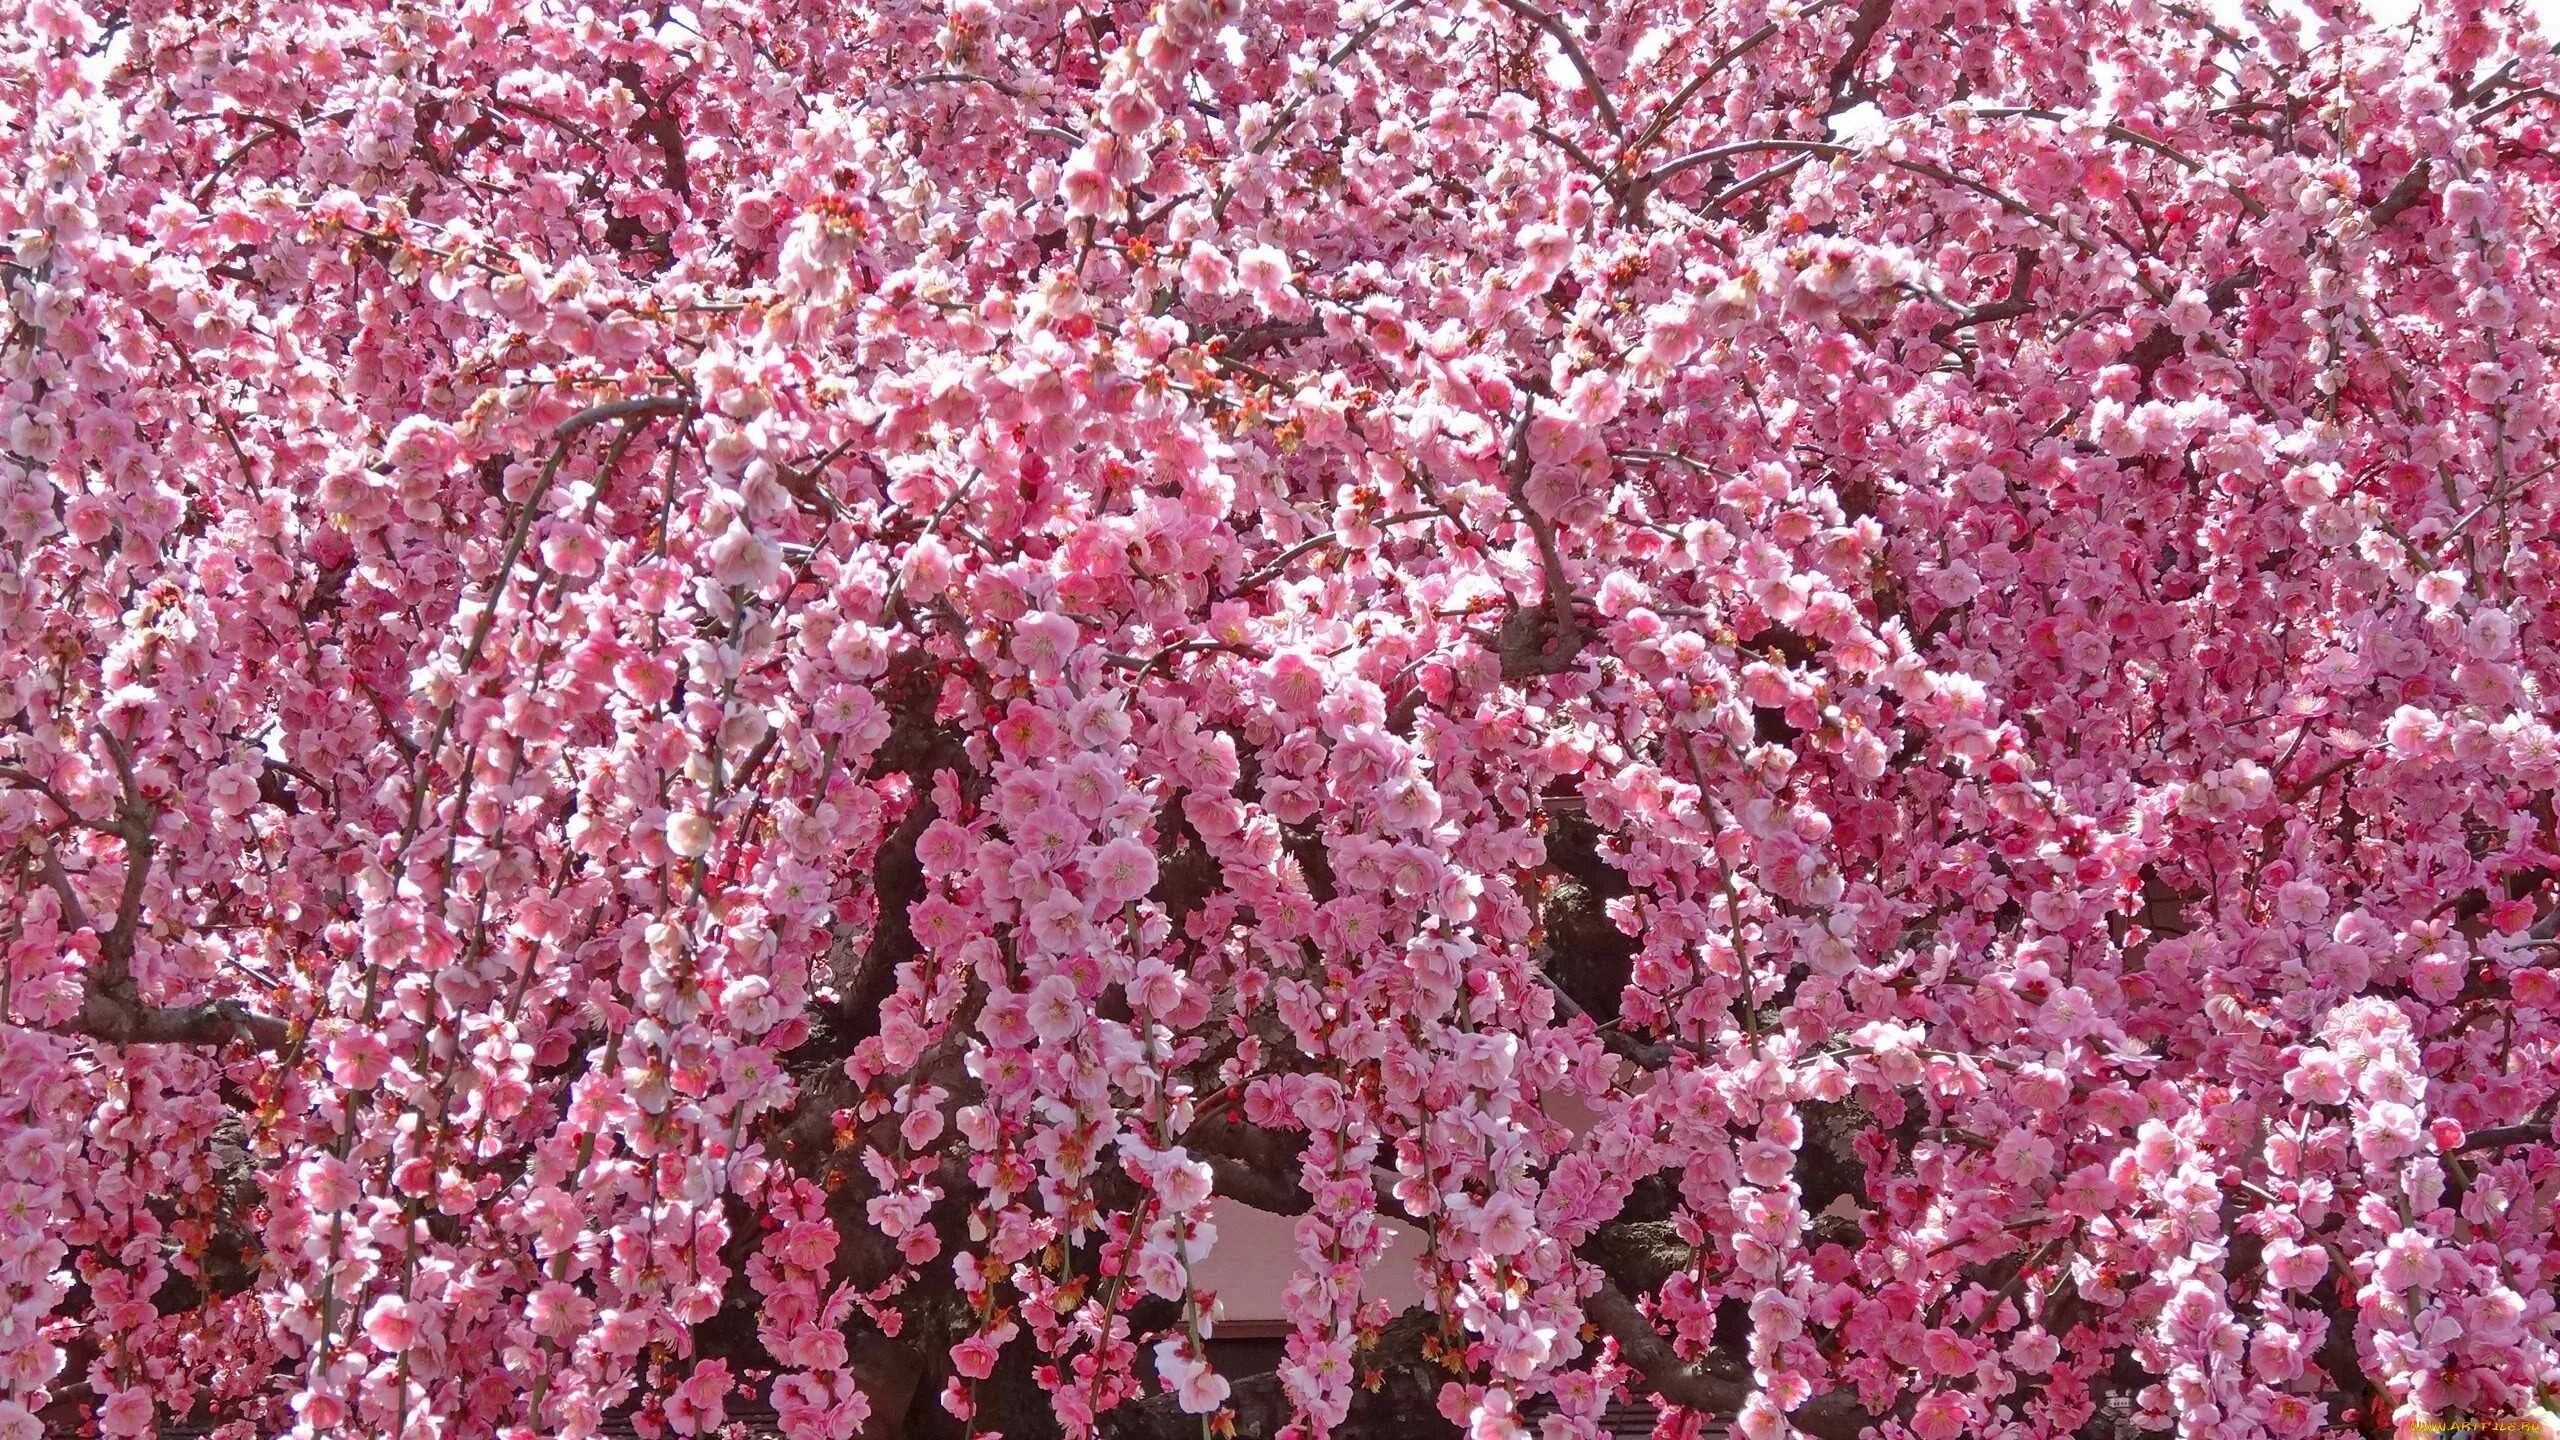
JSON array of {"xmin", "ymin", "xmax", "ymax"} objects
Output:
[
  {"xmin": 1087, "ymin": 835, "xmax": 1159, "ymax": 907},
  {"xmin": 1024, "ymin": 974, "xmax": 1086, "ymax": 1044},
  {"xmin": 361, "ymin": 1295, "xmax": 420, "ymax": 1353},
  {"xmin": 5, "ymin": 2, "xmax": 2558, "ymax": 1438}
]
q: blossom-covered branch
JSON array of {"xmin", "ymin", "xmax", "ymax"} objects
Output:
[{"xmin": 4, "ymin": 0, "xmax": 2558, "ymax": 1438}]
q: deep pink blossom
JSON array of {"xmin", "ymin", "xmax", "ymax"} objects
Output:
[{"xmin": 3, "ymin": 3, "xmax": 2557, "ymax": 1438}]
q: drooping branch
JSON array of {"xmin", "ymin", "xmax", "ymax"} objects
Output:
[{"xmin": 396, "ymin": 393, "xmax": 693, "ymax": 851}]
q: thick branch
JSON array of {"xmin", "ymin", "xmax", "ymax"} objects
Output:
[
  {"xmin": 1113, "ymin": 1307, "xmax": 1460, "ymax": 1440},
  {"xmin": 1824, "ymin": 0, "xmax": 1894, "ymax": 105},
  {"xmin": 2368, "ymin": 160, "xmax": 2432, "ymax": 225},
  {"xmin": 1496, "ymin": 403, "xmax": 1590, "ymax": 679},
  {"xmin": 613, "ymin": 62, "xmax": 692, "ymax": 199},
  {"xmin": 1582, "ymin": 1281, "xmax": 1749, "ymax": 1413},
  {"xmin": 2125, "ymin": 265, "xmax": 2260, "ymax": 382},
  {"xmin": 1586, "ymin": 1281, "xmax": 1876, "ymax": 1438},
  {"xmin": 2457, "ymin": 1121, "xmax": 2552, "ymax": 1153},
  {"xmin": 836, "ymin": 653, "xmax": 972, "ymax": 1036},
  {"xmin": 1930, "ymin": 248, "xmax": 2041, "ymax": 349},
  {"xmin": 71, "ymin": 992, "xmax": 290, "ymax": 1050},
  {"xmin": 1215, "ymin": 316, "xmax": 1327, "ymax": 361},
  {"xmin": 1189, "ymin": 1115, "xmax": 1316, "ymax": 1215}
]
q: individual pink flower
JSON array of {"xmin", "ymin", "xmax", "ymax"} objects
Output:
[
  {"xmin": 1154, "ymin": 1337, "xmax": 1230, "ymax": 1414},
  {"xmin": 300, "ymin": 1155, "xmax": 361, "ymax": 1212},
  {"xmin": 1060, "ymin": 150, "xmax": 1114, "ymax": 216},
  {"xmin": 384, "ymin": 415, "xmax": 461, "ymax": 473},
  {"xmin": 706, "ymin": 519, "xmax": 784, "ymax": 590},
  {"xmin": 540, "ymin": 521, "xmax": 607, "ymax": 577},
  {"xmin": 1919, "ymin": 1326, "xmax": 1973, "ymax": 1375},
  {"xmin": 1237, "ymin": 245, "xmax": 1291, "ymax": 306},
  {"xmin": 1024, "ymin": 974, "xmax": 1084, "ymax": 1043},
  {"xmin": 1010, "ymin": 610, "xmax": 1080, "ymax": 679},
  {"xmin": 1474, "ymin": 1191, "xmax": 1533, "ymax": 1256},
  {"xmin": 979, "ymin": 989, "xmax": 1036, "ymax": 1049},
  {"xmin": 1910, "ymin": 1391, "xmax": 1973, "ymax": 1440},
  {"xmin": 952, "ymin": 1333, "xmax": 1002, "ymax": 1380},
  {"xmin": 2414, "ymin": 569, "xmax": 2465, "ymax": 608},
  {"xmin": 2283, "ymin": 1051, "xmax": 2352, "ymax": 1106},
  {"xmin": 2010, "ymin": 1327, "xmax": 2061, "ymax": 1373},
  {"xmin": 1086, "ymin": 835, "xmax": 1158, "ymax": 907},
  {"xmin": 667, "ymin": 810, "xmax": 716, "ymax": 858},
  {"xmin": 722, "ymin": 974, "xmax": 780, "ymax": 1033},
  {"xmin": 1375, "ymin": 774, "xmax": 1442, "ymax": 832},
  {"xmin": 899, "ymin": 1099, "xmax": 945, "ymax": 1150},
  {"xmin": 2356, "ymin": 1101, "xmax": 2425, "ymax": 1163},
  {"xmin": 2274, "ymin": 879, "xmax": 2330, "ymax": 924},
  {"xmin": 2374, "ymin": 1230, "xmax": 2441, "ymax": 1291},
  {"xmin": 527, "ymin": 1280, "xmax": 592, "ymax": 1340},
  {"xmin": 1748, "ymin": 1287, "xmax": 1805, "ymax": 1344},
  {"xmin": 97, "ymin": 1390, "xmax": 153, "ymax": 1438},
  {"xmin": 2384, "ymin": 704, "xmax": 2446, "ymax": 759},
  {"xmin": 2264, "ymin": 1239, "xmax": 2328, "ymax": 1291},
  {"xmin": 665, "ymin": 1359, "xmax": 732, "ymax": 1436},
  {"xmin": 1465, "ymin": 1386, "xmax": 1527, "ymax": 1440},
  {"xmin": 1182, "ymin": 242, "xmax": 1233, "ymax": 295},
  {"xmin": 364, "ymin": 1293, "xmax": 421, "ymax": 1352},
  {"xmin": 327, "ymin": 1030, "xmax": 393, "ymax": 1090},
  {"xmin": 206, "ymin": 762, "xmax": 262, "ymax": 817}
]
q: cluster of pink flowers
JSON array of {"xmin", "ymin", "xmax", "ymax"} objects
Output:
[{"xmin": 4, "ymin": 0, "xmax": 2559, "ymax": 1436}]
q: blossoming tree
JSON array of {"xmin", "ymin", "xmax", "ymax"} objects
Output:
[{"xmin": 4, "ymin": 0, "xmax": 2558, "ymax": 1436}]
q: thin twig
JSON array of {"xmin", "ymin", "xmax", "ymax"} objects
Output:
[{"xmin": 1479, "ymin": 0, "xmax": 1624, "ymax": 135}]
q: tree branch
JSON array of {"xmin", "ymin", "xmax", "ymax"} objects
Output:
[
  {"xmin": 33, "ymin": 837, "xmax": 90, "ymax": 928},
  {"xmin": 1188, "ymin": 1115, "xmax": 1317, "ymax": 1215},
  {"xmin": 1824, "ymin": 0, "xmax": 1894, "ymax": 107},
  {"xmin": 613, "ymin": 63, "xmax": 692, "ymax": 200},
  {"xmin": 2369, "ymin": 159, "xmax": 2432, "ymax": 225},
  {"xmin": 1930, "ymin": 247, "xmax": 2041, "ymax": 349},
  {"xmin": 1585, "ymin": 1281, "xmax": 1875, "ymax": 1437},
  {"xmin": 1496, "ymin": 402, "xmax": 1590, "ymax": 679},
  {"xmin": 1628, "ymin": 138, "xmax": 1850, "ymax": 210},
  {"xmin": 2457, "ymin": 1121, "xmax": 2552, "ymax": 1153},
  {"xmin": 2125, "ymin": 264, "xmax": 2260, "ymax": 382},
  {"xmin": 1480, "ymin": 0, "xmax": 1624, "ymax": 135},
  {"xmin": 68, "ymin": 993, "xmax": 290, "ymax": 1050},
  {"xmin": 1581, "ymin": 1281, "xmax": 1749, "ymax": 1412},
  {"xmin": 1215, "ymin": 316, "xmax": 1327, "ymax": 361}
]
